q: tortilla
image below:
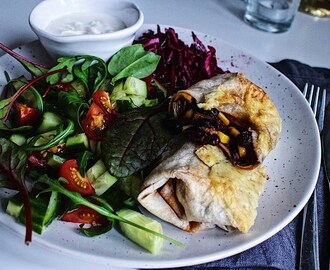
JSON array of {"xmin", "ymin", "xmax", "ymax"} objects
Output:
[
  {"xmin": 138, "ymin": 73, "xmax": 281, "ymax": 233},
  {"xmin": 138, "ymin": 142, "xmax": 267, "ymax": 233},
  {"xmin": 169, "ymin": 72, "xmax": 282, "ymax": 164}
]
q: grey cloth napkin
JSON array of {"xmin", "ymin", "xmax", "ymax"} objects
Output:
[{"xmin": 150, "ymin": 60, "xmax": 330, "ymax": 270}]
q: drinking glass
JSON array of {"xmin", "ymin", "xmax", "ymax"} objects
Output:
[{"xmin": 244, "ymin": 0, "xmax": 301, "ymax": 33}]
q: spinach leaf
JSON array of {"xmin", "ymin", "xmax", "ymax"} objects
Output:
[
  {"xmin": 108, "ymin": 44, "xmax": 160, "ymax": 83},
  {"xmin": 6, "ymin": 76, "xmax": 44, "ymax": 113},
  {"xmin": 100, "ymin": 108, "xmax": 173, "ymax": 178},
  {"xmin": 0, "ymin": 97, "xmax": 14, "ymax": 128},
  {"xmin": 75, "ymin": 57, "xmax": 108, "ymax": 92},
  {"xmin": 46, "ymin": 57, "xmax": 77, "ymax": 84}
]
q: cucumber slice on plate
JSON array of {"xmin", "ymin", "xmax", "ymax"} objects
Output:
[
  {"xmin": 86, "ymin": 159, "xmax": 117, "ymax": 195},
  {"xmin": 6, "ymin": 189, "xmax": 59, "ymax": 234},
  {"xmin": 36, "ymin": 111, "xmax": 62, "ymax": 134},
  {"xmin": 117, "ymin": 208, "xmax": 163, "ymax": 254},
  {"xmin": 6, "ymin": 196, "xmax": 24, "ymax": 218},
  {"xmin": 66, "ymin": 133, "xmax": 89, "ymax": 152},
  {"xmin": 9, "ymin": 134, "xmax": 26, "ymax": 146},
  {"xmin": 116, "ymin": 96, "xmax": 146, "ymax": 112}
]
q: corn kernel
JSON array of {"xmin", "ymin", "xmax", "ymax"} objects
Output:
[
  {"xmin": 228, "ymin": 126, "xmax": 240, "ymax": 137},
  {"xmin": 238, "ymin": 146, "xmax": 246, "ymax": 157},
  {"xmin": 218, "ymin": 112, "xmax": 230, "ymax": 126},
  {"xmin": 218, "ymin": 131, "xmax": 230, "ymax": 144}
]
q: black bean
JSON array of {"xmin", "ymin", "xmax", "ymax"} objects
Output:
[
  {"xmin": 236, "ymin": 131, "xmax": 253, "ymax": 146},
  {"xmin": 183, "ymin": 126, "xmax": 220, "ymax": 145}
]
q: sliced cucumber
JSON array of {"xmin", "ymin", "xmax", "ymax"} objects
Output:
[
  {"xmin": 111, "ymin": 77, "xmax": 154, "ymax": 112},
  {"xmin": 123, "ymin": 77, "xmax": 147, "ymax": 97},
  {"xmin": 47, "ymin": 154, "xmax": 66, "ymax": 168},
  {"xmin": 18, "ymin": 190, "xmax": 59, "ymax": 234},
  {"xmin": 117, "ymin": 209, "xmax": 163, "ymax": 254},
  {"xmin": 116, "ymin": 96, "xmax": 146, "ymax": 112},
  {"xmin": 36, "ymin": 111, "xmax": 62, "ymax": 134},
  {"xmin": 43, "ymin": 191, "xmax": 59, "ymax": 225},
  {"xmin": 6, "ymin": 195, "xmax": 23, "ymax": 218},
  {"xmin": 66, "ymin": 133, "xmax": 89, "ymax": 152},
  {"xmin": 9, "ymin": 134, "xmax": 26, "ymax": 146},
  {"xmin": 86, "ymin": 159, "xmax": 117, "ymax": 195},
  {"xmin": 93, "ymin": 171, "xmax": 117, "ymax": 195},
  {"xmin": 86, "ymin": 159, "xmax": 107, "ymax": 179},
  {"xmin": 28, "ymin": 130, "xmax": 57, "ymax": 146}
]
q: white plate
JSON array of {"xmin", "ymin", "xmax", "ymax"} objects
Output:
[{"xmin": 0, "ymin": 24, "xmax": 321, "ymax": 268}]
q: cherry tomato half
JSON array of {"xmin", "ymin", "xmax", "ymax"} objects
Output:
[
  {"xmin": 14, "ymin": 103, "xmax": 38, "ymax": 126},
  {"xmin": 82, "ymin": 103, "xmax": 110, "ymax": 141},
  {"xmin": 58, "ymin": 159, "xmax": 95, "ymax": 196},
  {"xmin": 61, "ymin": 205, "xmax": 108, "ymax": 225},
  {"xmin": 82, "ymin": 90, "xmax": 116, "ymax": 141},
  {"xmin": 92, "ymin": 90, "xmax": 113, "ymax": 115}
]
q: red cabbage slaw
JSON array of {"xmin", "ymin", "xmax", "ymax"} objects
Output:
[{"xmin": 135, "ymin": 26, "xmax": 225, "ymax": 95}]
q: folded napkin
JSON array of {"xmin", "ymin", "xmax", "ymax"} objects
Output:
[{"xmin": 149, "ymin": 60, "xmax": 330, "ymax": 270}]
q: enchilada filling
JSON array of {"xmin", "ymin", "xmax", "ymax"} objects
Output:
[{"xmin": 169, "ymin": 93, "xmax": 259, "ymax": 169}]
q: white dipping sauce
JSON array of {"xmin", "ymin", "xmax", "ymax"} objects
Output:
[{"xmin": 45, "ymin": 12, "xmax": 127, "ymax": 36}]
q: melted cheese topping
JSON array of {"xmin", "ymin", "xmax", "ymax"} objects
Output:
[
  {"xmin": 191, "ymin": 73, "xmax": 282, "ymax": 163},
  {"xmin": 196, "ymin": 145, "xmax": 267, "ymax": 233}
]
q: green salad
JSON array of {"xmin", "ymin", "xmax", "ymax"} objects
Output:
[{"xmin": 0, "ymin": 27, "xmax": 224, "ymax": 254}]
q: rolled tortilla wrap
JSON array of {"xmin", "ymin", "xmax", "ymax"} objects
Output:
[
  {"xmin": 169, "ymin": 72, "xmax": 282, "ymax": 164},
  {"xmin": 138, "ymin": 73, "xmax": 280, "ymax": 233},
  {"xmin": 138, "ymin": 142, "xmax": 267, "ymax": 233}
]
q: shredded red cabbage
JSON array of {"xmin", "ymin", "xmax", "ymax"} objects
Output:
[{"xmin": 135, "ymin": 26, "xmax": 225, "ymax": 95}]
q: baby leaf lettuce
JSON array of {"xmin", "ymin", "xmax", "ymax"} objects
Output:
[
  {"xmin": 0, "ymin": 138, "xmax": 27, "ymax": 189},
  {"xmin": 100, "ymin": 107, "xmax": 173, "ymax": 178},
  {"xmin": 0, "ymin": 77, "xmax": 44, "ymax": 134},
  {"xmin": 108, "ymin": 44, "xmax": 160, "ymax": 83},
  {"xmin": 57, "ymin": 90, "xmax": 89, "ymax": 126},
  {"xmin": 46, "ymin": 56, "xmax": 108, "ymax": 94}
]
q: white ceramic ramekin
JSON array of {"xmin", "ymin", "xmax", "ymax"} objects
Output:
[{"xmin": 29, "ymin": 0, "xmax": 144, "ymax": 61}]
